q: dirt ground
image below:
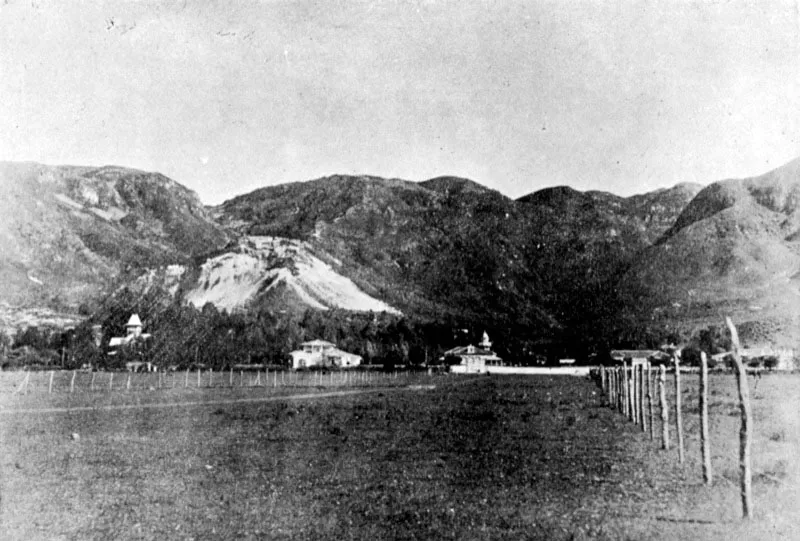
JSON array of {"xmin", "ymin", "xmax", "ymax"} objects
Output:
[{"xmin": 0, "ymin": 374, "xmax": 798, "ymax": 540}]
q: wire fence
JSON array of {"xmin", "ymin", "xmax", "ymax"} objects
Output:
[{"xmin": 0, "ymin": 367, "xmax": 451, "ymax": 397}]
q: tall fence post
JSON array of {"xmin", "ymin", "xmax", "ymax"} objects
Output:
[
  {"xmin": 646, "ymin": 362, "xmax": 653, "ymax": 439},
  {"xmin": 627, "ymin": 362, "xmax": 634, "ymax": 422},
  {"xmin": 639, "ymin": 363, "xmax": 647, "ymax": 432},
  {"xmin": 674, "ymin": 353, "xmax": 685, "ymax": 463},
  {"xmin": 725, "ymin": 316, "xmax": 753, "ymax": 519},
  {"xmin": 70, "ymin": 371, "xmax": 76, "ymax": 394},
  {"xmin": 631, "ymin": 362, "xmax": 638, "ymax": 423},
  {"xmin": 184, "ymin": 370, "xmax": 189, "ymax": 388},
  {"xmin": 700, "ymin": 351, "xmax": 712, "ymax": 485},
  {"xmin": 109, "ymin": 372, "xmax": 114, "ymax": 391},
  {"xmin": 659, "ymin": 364, "xmax": 670, "ymax": 450},
  {"xmin": 48, "ymin": 371, "xmax": 54, "ymax": 394},
  {"xmin": 600, "ymin": 365, "xmax": 606, "ymax": 395}
]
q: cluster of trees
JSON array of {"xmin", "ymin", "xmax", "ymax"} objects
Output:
[{"xmin": 5, "ymin": 284, "xmax": 523, "ymax": 370}]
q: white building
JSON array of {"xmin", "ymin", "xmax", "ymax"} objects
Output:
[
  {"xmin": 108, "ymin": 314, "xmax": 152, "ymax": 354},
  {"xmin": 446, "ymin": 344, "xmax": 503, "ymax": 374},
  {"xmin": 289, "ymin": 339, "xmax": 362, "ymax": 370}
]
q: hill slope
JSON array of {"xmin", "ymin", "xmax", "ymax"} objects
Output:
[
  {"xmin": 0, "ymin": 162, "xmax": 231, "ymax": 326},
  {"xmin": 620, "ymin": 158, "xmax": 800, "ymax": 346},
  {"xmin": 216, "ymin": 175, "xmax": 700, "ymax": 353}
]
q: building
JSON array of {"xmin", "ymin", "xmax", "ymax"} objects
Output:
[
  {"xmin": 108, "ymin": 314, "xmax": 152, "ymax": 355},
  {"xmin": 289, "ymin": 339, "xmax": 362, "ymax": 370},
  {"xmin": 446, "ymin": 344, "xmax": 503, "ymax": 374},
  {"xmin": 609, "ymin": 349, "xmax": 663, "ymax": 365}
]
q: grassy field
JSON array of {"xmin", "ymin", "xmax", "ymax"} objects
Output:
[{"xmin": 0, "ymin": 373, "xmax": 798, "ymax": 540}]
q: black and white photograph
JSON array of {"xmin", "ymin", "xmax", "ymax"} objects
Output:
[{"xmin": 1, "ymin": 1, "xmax": 799, "ymax": 539}]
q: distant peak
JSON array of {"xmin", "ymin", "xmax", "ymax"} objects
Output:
[{"xmin": 420, "ymin": 176, "xmax": 494, "ymax": 195}]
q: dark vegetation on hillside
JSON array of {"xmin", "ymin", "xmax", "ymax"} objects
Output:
[{"xmin": 217, "ymin": 175, "xmax": 699, "ymax": 359}]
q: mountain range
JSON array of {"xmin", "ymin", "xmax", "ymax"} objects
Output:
[{"xmin": 3, "ymin": 157, "xmax": 800, "ymax": 354}]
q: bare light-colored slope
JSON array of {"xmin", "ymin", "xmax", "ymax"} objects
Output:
[{"xmin": 182, "ymin": 236, "xmax": 401, "ymax": 314}]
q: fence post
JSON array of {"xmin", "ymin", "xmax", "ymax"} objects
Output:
[
  {"xmin": 627, "ymin": 362, "xmax": 634, "ymax": 421},
  {"xmin": 126, "ymin": 372, "xmax": 131, "ymax": 390},
  {"xmin": 725, "ymin": 316, "xmax": 753, "ymax": 519},
  {"xmin": 700, "ymin": 351, "xmax": 712, "ymax": 485},
  {"xmin": 600, "ymin": 365, "xmax": 606, "ymax": 394},
  {"xmin": 197, "ymin": 368, "xmax": 201, "ymax": 387},
  {"xmin": 109, "ymin": 372, "xmax": 114, "ymax": 391},
  {"xmin": 647, "ymin": 362, "xmax": 654, "ymax": 441},
  {"xmin": 639, "ymin": 363, "xmax": 646, "ymax": 432},
  {"xmin": 90, "ymin": 372, "xmax": 95, "ymax": 392},
  {"xmin": 674, "ymin": 353, "xmax": 685, "ymax": 463},
  {"xmin": 659, "ymin": 364, "xmax": 670, "ymax": 450},
  {"xmin": 70, "ymin": 371, "xmax": 76, "ymax": 394},
  {"xmin": 49, "ymin": 371, "xmax": 54, "ymax": 394},
  {"xmin": 184, "ymin": 370, "xmax": 189, "ymax": 388},
  {"xmin": 209, "ymin": 368, "xmax": 213, "ymax": 388},
  {"xmin": 631, "ymin": 361, "xmax": 639, "ymax": 425},
  {"xmin": 230, "ymin": 367, "xmax": 234, "ymax": 387}
]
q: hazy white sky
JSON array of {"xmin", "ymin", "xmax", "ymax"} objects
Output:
[{"xmin": 2, "ymin": 0, "xmax": 799, "ymax": 204}]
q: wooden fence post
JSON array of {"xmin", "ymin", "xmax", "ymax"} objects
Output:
[
  {"xmin": 209, "ymin": 368, "xmax": 213, "ymax": 387},
  {"xmin": 639, "ymin": 363, "xmax": 646, "ymax": 432},
  {"xmin": 700, "ymin": 351, "xmax": 712, "ymax": 485},
  {"xmin": 725, "ymin": 316, "xmax": 753, "ymax": 519},
  {"xmin": 197, "ymin": 368, "xmax": 201, "ymax": 387},
  {"xmin": 659, "ymin": 364, "xmax": 670, "ymax": 450},
  {"xmin": 49, "ymin": 371, "xmax": 54, "ymax": 394},
  {"xmin": 674, "ymin": 353, "xmax": 685, "ymax": 463},
  {"xmin": 600, "ymin": 365, "xmax": 606, "ymax": 394},
  {"xmin": 627, "ymin": 362, "xmax": 635, "ymax": 422},
  {"xmin": 647, "ymin": 362, "xmax": 654, "ymax": 441},
  {"xmin": 70, "ymin": 371, "xmax": 76, "ymax": 394},
  {"xmin": 126, "ymin": 373, "xmax": 131, "ymax": 390},
  {"xmin": 617, "ymin": 367, "xmax": 623, "ymax": 413},
  {"xmin": 240, "ymin": 370, "xmax": 244, "ymax": 387},
  {"xmin": 631, "ymin": 362, "xmax": 638, "ymax": 423},
  {"xmin": 184, "ymin": 370, "xmax": 189, "ymax": 388},
  {"xmin": 109, "ymin": 372, "xmax": 114, "ymax": 391},
  {"xmin": 90, "ymin": 372, "xmax": 95, "ymax": 392}
]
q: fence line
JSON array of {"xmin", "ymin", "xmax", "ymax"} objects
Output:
[
  {"xmin": 1, "ymin": 368, "xmax": 448, "ymax": 396},
  {"xmin": 593, "ymin": 316, "xmax": 755, "ymax": 520}
]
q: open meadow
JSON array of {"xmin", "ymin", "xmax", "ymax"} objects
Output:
[{"xmin": 0, "ymin": 371, "xmax": 798, "ymax": 540}]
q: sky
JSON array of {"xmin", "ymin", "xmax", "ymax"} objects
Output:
[{"xmin": 2, "ymin": 0, "xmax": 799, "ymax": 204}]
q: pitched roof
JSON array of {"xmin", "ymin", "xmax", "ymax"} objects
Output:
[
  {"xmin": 610, "ymin": 349, "xmax": 659, "ymax": 360},
  {"xmin": 444, "ymin": 345, "xmax": 498, "ymax": 357},
  {"xmin": 126, "ymin": 314, "xmax": 143, "ymax": 327}
]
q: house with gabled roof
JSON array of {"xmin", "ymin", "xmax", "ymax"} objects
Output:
[
  {"xmin": 446, "ymin": 344, "xmax": 503, "ymax": 374},
  {"xmin": 289, "ymin": 339, "xmax": 362, "ymax": 370}
]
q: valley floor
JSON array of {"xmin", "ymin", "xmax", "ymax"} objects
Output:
[{"xmin": 0, "ymin": 374, "xmax": 798, "ymax": 540}]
